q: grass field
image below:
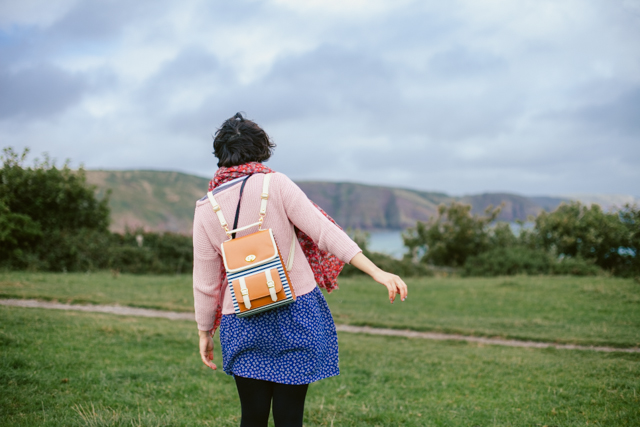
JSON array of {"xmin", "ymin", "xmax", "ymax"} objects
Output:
[
  {"xmin": 329, "ymin": 275, "xmax": 640, "ymax": 348},
  {"xmin": 0, "ymin": 271, "xmax": 193, "ymax": 312},
  {"xmin": 1, "ymin": 271, "xmax": 639, "ymax": 347},
  {"xmin": 2, "ymin": 305, "xmax": 639, "ymax": 426}
]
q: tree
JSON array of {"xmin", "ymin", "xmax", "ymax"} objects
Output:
[
  {"xmin": 0, "ymin": 199, "xmax": 42, "ymax": 265},
  {"xmin": 619, "ymin": 204, "xmax": 640, "ymax": 275},
  {"xmin": 534, "ymin": 202, "xmax": 633, "ymax": 274},
  {"xmin": 0, "ymin": 147, "xmax": 111, "ymax": 270},
  {"xmin": 403, "ymin": 202, "xmax": 502, "ymax": 267}
]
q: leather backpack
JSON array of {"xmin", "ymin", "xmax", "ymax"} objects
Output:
[{"xmin": 207, "ymin": 173, "xmax": 296, "ymax": 317}]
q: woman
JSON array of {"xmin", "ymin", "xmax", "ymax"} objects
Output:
[{"xmin": 193, "ymin": 112, "xmax": 408, "ymax": 427}]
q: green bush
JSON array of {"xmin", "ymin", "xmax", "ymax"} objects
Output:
[
  {"xmin": 0, "ymin": 147, "xmax": 193, "ymax": 275},
  {"xmin": 535, "ymin": 202, "xmax": 638, "ymax": 276},
  {"xmin": 37, "ymin": 228, "xmax": 113, "ymax": 272},
  {"xmin": 0, "ymin": 148, "xmax": 109, "ymax": 234},
  {"xmin": 0, "ymin": 200, "xmax": 43, "ymax": 269},
  {"xmin": 550, "ymin": 256, "xmax": 603, "ymax": 276},
  {"xmin": 403, "ymin": 202, "xmax": 502, "ymax": 268},
  {"xmin": 404, "ymin": 199, "xmax": 638, "ymax": 277},
  {"xmin": 462, "ymin": 247, "xmax": 551, "ymax": 277},
  {"xmin": 108, "ymin": 230, "xmax": 193, "ymax": 275},
  {"xmin": 108, "ymin": 245, "xmax": 157, "ymax": 274},
  {"xmin": 0, "ymin": 147, "xmax": 111, "ymax": 271},
  {"xmin": 617, "ymin": 204, "xmax": 640, "ymax": 277},
  {"xmin": 463, "ymin": 247, "xmax": 603, "ymax": 277}
]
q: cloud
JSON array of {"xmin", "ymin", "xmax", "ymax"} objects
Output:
[
  {"xmin": 0, "ymin": 0, "xmax": 78, "ymax": 29},
  {"xmin": 428, "ymin": 45, "xmax": 508, "ymax": 78},
  {"xmin": 0, "ymin": 0, "xmax": 638, "ymax": 197},
  {"xmin": 572, "ymin": 87, "xmax": 640, "ymax": 136},
  {"xmin": 48, "ymin": 0, "xmax": 175, "ymax": 40},
  {"xmin": 0, "ymin": 63, "xmax": 87, "ymax": 120}
]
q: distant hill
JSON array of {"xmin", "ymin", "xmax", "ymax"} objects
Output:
[
  {"xmin": 559, "ymin": 194, "xmax": 640, "ymax": 211},
  {"xmin": 297, "ymin": 183, "xmax": 567, "ymax": 229},
  {"xmin": 85, "ymin": 170, "xmax": 210, "ymax": 233},
  {"xmin": 461, "ymin": 193, "xmax": 548, "ymax": 222},
  {"xmin": 296, "ymin": 182, "xmax": 450, "ymax": 230},
  {"xmin": 85, "ymin": 170, "xmax": 574, "ymax": 234}
]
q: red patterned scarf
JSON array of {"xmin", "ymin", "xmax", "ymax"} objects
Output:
[{"xmin": 207, "ymin": 162, "xmax": 344, "ymax": 333}]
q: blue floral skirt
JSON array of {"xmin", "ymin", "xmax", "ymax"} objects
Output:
[{"xmin": 219, "ymin": 286, "xmax": 339, "ymax": 385}]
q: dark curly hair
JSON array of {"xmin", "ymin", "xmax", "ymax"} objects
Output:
[{"xmin": 212, "ymin": 112, "xmax": 276, "ymax": 167}]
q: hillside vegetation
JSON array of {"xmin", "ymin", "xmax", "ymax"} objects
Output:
[
  {"xmin": 85, "ymin": 170, "xmax": 210, "ymax": 233},
  {"xmin": 4, "ymin": 149, "xmax": 636, "ymax": 277},
  {"xmin": 1, "ymin": 150, "xmax": 193, "ymax": 274},
  {"xmin": 85, "ymin": 170, "xmax": 568, "ymax": 233}
]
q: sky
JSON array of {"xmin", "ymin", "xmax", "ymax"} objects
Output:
[{"xmin": 0, "ymin": 0, "xmax": 639, "ymax": 197}]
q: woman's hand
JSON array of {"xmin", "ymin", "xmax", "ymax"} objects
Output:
[
  {"xmin": 199, "ymin": 330, "xmax": 217, "ymax": 370},
  {"xmin": 372, "ymin": 270, "xmax": 408, "ymax": 303},
  {"xmin": 349, "ymin": 252, "xmax": 408, "ymax": 303}
]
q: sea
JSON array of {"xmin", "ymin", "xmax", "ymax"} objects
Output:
[
  {"xmin": 367, "ymin": 222, "xmax": 534, "ymax": 259},
  {"xmin": 368, "ymin": 230, "xmax": 407, "ymax": 259}
]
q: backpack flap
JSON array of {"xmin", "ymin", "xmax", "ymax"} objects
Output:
[
  {"xmin": 221, "ymin": 229, "xmax": 279, "ymax": 273},
  {"xmin": 231, "ymin": 267, "xmax": 285, "ymax": 310}
]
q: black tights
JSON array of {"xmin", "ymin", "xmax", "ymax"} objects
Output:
[{"xmin": 234, "ymin": 375, "xmax": 309, "ymax": 427}]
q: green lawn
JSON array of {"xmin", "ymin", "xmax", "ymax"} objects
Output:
[
  {"xmin": 2, "ymin": 306, "xmax": 639, "ymax": 426},
  {"xmin": 329, "ymin": 275, "xmax": 640, "ymax": 348},
  {"xmin": 0, "ymin": 271, "xmax": 193, "ymax": 312},
  {"xmin": 1, "ymin": 271, "xmax": 639, "ymax": 347}
]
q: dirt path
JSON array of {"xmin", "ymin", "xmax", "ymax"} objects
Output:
[{"xmin": 2, "ymin": 298, "xmax": 639, "ymax": 354}]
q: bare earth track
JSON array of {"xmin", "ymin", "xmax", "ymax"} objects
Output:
[{"xmin": 2, "ymin": 298, "xmax": 638, "ymax": 354}]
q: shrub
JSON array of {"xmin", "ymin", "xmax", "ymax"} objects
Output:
[
  {"xmin": 0, "ymin": 200, "xmax": 43, "ymax": 269},
  {"xmin": 0, "ymin": 148, "xmax": 109, "ymax": 234},
  {"xmin": 550, "ymin": 256, "xmax": 603, "ymax": 276},
  {"xmin": 462, "ymin": 247, "xmax": 551, "ymax": 277},
  {"xmin": 534, "ymin": 202, "xmax": 635, "ymax": 275},
  {"xmin": 0, "ymin": 147, "xmax": 111, "ymax": 271},
  {"xmin": 108, "ymin": 230, "xmax": 193, "ymax": 275},
  {"xmin": 619, "ymin": 204, "xmax": 640, "ymax": 277},
  {"xmin": 0, "ymin": 147, "xmax": 194, "ymax": 275},
  {"xmin": 38, "ymin": 228, "xmax": 113, "ymax": 272},
  {"xmin": 404, "ymin": 202, "xmax": 502, "ymax": 268},
  {"xmin": 405, "ymin": 199, "xmax": 638, "ymax": 277},
  {"xmin": 463, "ymin": 247, "xmax": 603, "ymax": 277}
]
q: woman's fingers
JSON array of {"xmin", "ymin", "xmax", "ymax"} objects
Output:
[
  {"xmin": 387, "ymin": 276, "xmax": 408, "ymax": 303},
  {"xmin": 200, "ymin": 350, "xmax": 217, "ymax": 370},
  {"xmin": 372, "ymin": 270, "xmax": 409, "ymax": 304},
  {"xmin": 199, "ymin": 335, "xmax": 217, "ymax": 370},
  {"xmin": 397, "ymin": 278, "xmax": 408, "ymax": 301}
]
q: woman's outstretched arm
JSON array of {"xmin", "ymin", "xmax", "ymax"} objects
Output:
[{"xmin": 349, "ymin": 252, "xmax": 408, "ymax": 303}]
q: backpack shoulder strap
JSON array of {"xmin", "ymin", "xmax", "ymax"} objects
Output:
[
  {"xmin": 209, "ymin": 173, "xmax": 296, "ymax": 271},
  {"xmin": 207, "ymin": 192, "xmax": 229, "ymax": 236},
  {"xmin": 259, "ymin": 173, "xmax": 272, "ymax": 217},
  {"xmin": 286, "ymin": 224, "xmax": 296, "ymax": 272},
  {"xmin": 259, "ymin": 173, "xmax": 296, "ymax": 272}
]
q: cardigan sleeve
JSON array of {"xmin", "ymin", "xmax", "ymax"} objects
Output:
[
  {"xmin": 275, "ymin": 173, "xmax": 362, "ymax": 264},
  {"xmin": 192, "ymin": 204, "xmax": 225, "ymax": 331}
]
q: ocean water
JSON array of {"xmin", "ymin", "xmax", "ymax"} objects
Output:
[{"xmin": 368, "ymin": 230, "xmax": 406, "ymax": 259}]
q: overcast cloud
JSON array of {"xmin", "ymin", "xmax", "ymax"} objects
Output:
[{"xmin": 0, "ymin": 0, "xmax": 638, "ymax": 196}]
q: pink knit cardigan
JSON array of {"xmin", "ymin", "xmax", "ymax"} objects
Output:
[{"xmin": 192, "ymin": 172, "xmax": 362, "ymax": 331}]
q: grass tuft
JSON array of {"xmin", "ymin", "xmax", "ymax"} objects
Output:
[{"xmin": 73, "ymin": 402, "xmax": 173, "ymax": 427}]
